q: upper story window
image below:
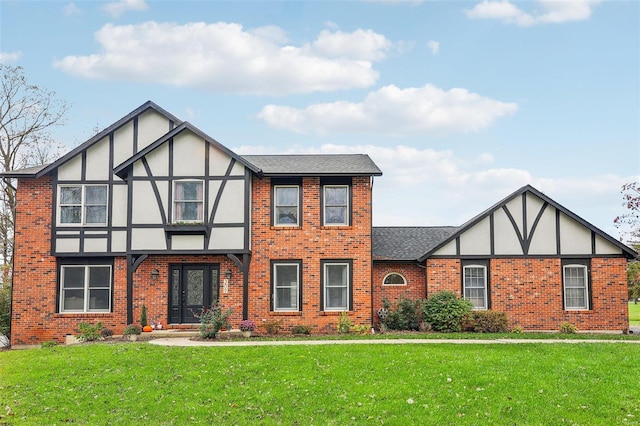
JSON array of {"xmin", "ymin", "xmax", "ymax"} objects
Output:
[
  {"xmin": 59, "ymin": 264, "xmax": 112, "ymax": 313},
  {"xmin": 383, "ymin": 272, "xmax": 407, "ymax": 286},
  {"xmin": 463, "ymin": 263, "xmax": 488, "ymax": 310},
  {"xmin": 274, "ymin": 185, "xmax": 299, "ymax": 226},
  {"xmin": 563, "ymin": 262, "xmax": 589, "ymax": 310},
  {"xmin": 59, "ymin": 185, "xmax": 108, "ymax": 225},
  {"xmin": 321, "ymin": 178, "xmax": 351, "ymax": 226},
  {"xmin": 174, "ymin": 181, "xmax": 203, "ymax": 222}
]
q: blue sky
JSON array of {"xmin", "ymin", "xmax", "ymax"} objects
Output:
[{"xmin": 1, "ymin": 0, "xmax": 638, "ymax": 238}]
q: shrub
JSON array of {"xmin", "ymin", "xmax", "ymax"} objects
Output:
[
  {"xmin": 123, "ymin": 324, "xmax": 141, "ymax": 335},
  {"xmin": 263, "ymin": 319, "xmax": 282, "ymax": 335},
  {"xmin": 337, "ymin": 311, "xmax": 352, "ymax": 334},
  {"xmin": 140, "ymin": 304, "xmax": 148, "ymax": 327},
  {"xmin": 381, "ymin": 297, "xmax": 424, "ymax": 331},
  {"xmin": 291, "ymin": 325, "xmax": 312, "ymax": 335},
  {"xmin": 41, "ymin": 340, "xmax": 59, "ymax": 348},
  {"xmin": 422, "ymin": 291, "xmax": 473, "ymax": 332},
  {"xmin": 559, "ymin": 322, "xmax": 578, "ymax": 334},
  {"xmin": 76, "ymin": 322, "xmax": 104, "ymax": 342},
  {"xmin": 0, "ymin": 284, "xmax": 10, "ymax": 338},
  {"xmin": 471, "ymin": 311, "xmax": 510, "ymax": 333},
  {"xmin": 511, "ymin": 326, "xmax": 523, "ymax": 334},
  {"xmin": 351, "ymin": 324, "xmax": 370, "ymax": 335},
  {"xmin": 195, "ymin": 303, "xmax": 234, "ymax": 339}
]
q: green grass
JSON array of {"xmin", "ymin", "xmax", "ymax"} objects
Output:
[
  {"xmin": 2, "ymin": 342, "xmax": 639, "ymax": 425},
  {"xmin": 630, "ymin": 302, "xmax": 640, "ymax": 326}
]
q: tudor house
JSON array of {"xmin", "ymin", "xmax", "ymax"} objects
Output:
[{"xmin": 4, "ymin": 101, "xmax": 636, "ymax": 346}]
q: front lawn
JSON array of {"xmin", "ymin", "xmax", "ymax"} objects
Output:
[
  {"xmin": 1, "ymin": 342, "xmax": 639, "ymax": 424},
  {"xmin": 631, "ymin": 302, "xmax": 640, "ymax": 326}
]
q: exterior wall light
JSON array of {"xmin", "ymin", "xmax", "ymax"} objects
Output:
[{"xmin": 151, "ymin": 269, "xmax": 159, "ymax": 280}]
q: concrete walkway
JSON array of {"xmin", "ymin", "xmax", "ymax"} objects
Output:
[{"xmin": 149, "ymin": 336, "xmax": 640, "ymax": 347}]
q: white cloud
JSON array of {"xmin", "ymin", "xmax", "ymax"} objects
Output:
[
  {"xmin": 104, "ymin": 0, "xmax": 148, "ymax": 18},
  {"xmin": 257, "ymin": 84, "xmax": 517, "ymax": 136},
  {"xmin": 0, "ymin": 51, "xmax": 22, "ymax": 64},
  {"xmin": 53, "ymin": 22, "xmax": 390, "ymax": 95},
  {"xmin": 64, "ymin": 2, "xmax": 81, "ymax": 16},
  {"xmin": 233, "ymin": 142, "xmax": 628, "ymax": 236},
  {"xmin": 465, "ymin": 0, "xmax": 599, "ymax": 26},
  {"xmin": 426, "ymin": 40, "xmax": 439, "ymax": 55}
]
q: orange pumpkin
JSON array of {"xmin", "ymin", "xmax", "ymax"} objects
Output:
[{"xmin": 143, "ymin": 325, "xmax": 153, "ymax": 332}]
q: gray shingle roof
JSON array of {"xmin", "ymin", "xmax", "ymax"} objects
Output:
[
  {"xmin": 242, "ymin": 154, "xmax": 382, "ymax": 176},
  {"xmin": 0, "ymin": 163, "xmax": 50, "ymax": 178},
  {"xmin": 373, "ymin": 226, "xmax": 459, "ymax": 261}
]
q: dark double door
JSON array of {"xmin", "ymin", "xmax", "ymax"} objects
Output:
[{"xmin": 169, "ymin": 264, "xmax": 220, "ymax": 324}]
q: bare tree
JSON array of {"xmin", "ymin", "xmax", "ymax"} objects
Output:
[{"xmin": 0, "ymin": 64, "xmax": 69, "ymax": 276}]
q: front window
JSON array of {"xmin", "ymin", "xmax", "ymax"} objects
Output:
[
  {"xmin": 60, "ymin": 265, "xmax": 112, "ymax": 313},
  {"xmin": 59, "ymin": 185, "xmax": 108, "ymax": 225},
  {"xmin": 273, "ymin": 262, "xmax": 301, "ymax": 311},
  {"xmin": 463, "ymin": 265, "xmax": 487, "ymax": 310},
  {"xmin": 174, "ymin": 181, "xmax": 203, "ymax": 222},
  {"xmin": 323, "ymin": 185, "xmax": 349, "ymax": 226},
  {"xmin": 563, "ymin": 264, "xmax": 589, "ymax": 310},
  {"xmin": 323, "ymin": 261, "xmax": 350, "ymax": 311},
  {"xmin": 274, "ymin": 185, "xmax": 299, "ymax": 226}
]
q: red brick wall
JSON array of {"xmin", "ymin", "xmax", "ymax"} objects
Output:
[
  {"xmin": 425, "ymin": 257, "xmax": 629, "ymax": 332},
  {"xmin": 372, "ymin": 262, "xmax": 425, "ymax": 325},
  {"xmin": 248, "ymin": 176, "xmax": 373, "ymax": 334}
]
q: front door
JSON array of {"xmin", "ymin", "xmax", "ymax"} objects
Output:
[{"xmin": 169, "ymin": 264, "xmax": 219, "ymax": 324}]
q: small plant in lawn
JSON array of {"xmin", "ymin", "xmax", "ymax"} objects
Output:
[
  {"xmin": 123, "ymin": 324, "xmax": 141, "ymax": 336},
  {"xmin": 239, "ymin": 319, "xmax": 256, "ymax": 332},
  {"xmin": 291, "ymin": 325, "xmax": 312, "ymax": 335},
  {"xmin": 76, "ymin": 322, "xmax": 104, "ymax": 342},
  {"xmin": 194, "ymin": 303, "xmax": 234, "ymax": 338},
  {"xmin": 559, "ymin": 322, "xmax": 578, "ymax": 334},
  {"xmin": 337, "ymin": 311, "xmax": 352, "ymax": 334},
  {"xmin": 422, "ymin": 291, "xmax": 473, "ymax": 332},
  {"xmin": 263, "ymin": 319, "xmax": 282, "ymax": 335}
]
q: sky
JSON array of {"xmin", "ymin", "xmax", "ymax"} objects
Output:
[{"xmin": 1, "ymin": 0, "xmax": 638, "ymax": 239}]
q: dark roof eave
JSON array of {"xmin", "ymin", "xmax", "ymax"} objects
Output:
[{"xmin": 261, "ymin": 172, "xmax": 382, "ymax": 177}]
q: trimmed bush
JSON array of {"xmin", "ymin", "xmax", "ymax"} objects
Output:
[
  {"xmin": 422, "ymin": 291, "xmax": 472, "ymax": 332},
  {"xmin": 471, "ymin": 311, "xmax": 510, "ymax": 333},
  {"xmin": 381, "ymin": 297, "xmax": 424, "ymax": 331},
  {"xmin": 559, "ymin": 322, "xmax": 578, "ymax": 334}
]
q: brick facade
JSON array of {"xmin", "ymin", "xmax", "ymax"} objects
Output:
[
  {"xmin": 248, "ymin": 176, "xmax": 373, "ymax": 334},
  {"xmin": 371, "ymin": 261, "xmax": 425, "ymax": 326}
]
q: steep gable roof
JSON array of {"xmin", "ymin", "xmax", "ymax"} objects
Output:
[
  {"xmin": 373, "ymin": 226, "xmax": 459, "ymax": 261},
  {"xmin": 113, "ymin": 121, "xmax": 261, "ymax": 179},
  {"xmin": 1, "ymin": 101, "xmax": 182, "ymax": 179},
  {"xmin": 241, "ymin": 154, "xmax": 382, "ymax": 177},
  {"xmin": 417, "ymin": 185, "xmax": 637, "ymax": 261}
]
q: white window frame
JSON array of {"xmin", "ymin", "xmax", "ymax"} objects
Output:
[
  {"xmin": 273, "ymin": 262, "xmax": 300, "ymax": 312},
  {"xmin": 463, "ymin": 265, "xmax": 488, "ymax": 310},
  {"xmin": 563, "ymin": 264, "xmax": 589, "ymax": 310},
  {"xmin": 323, "ymin": 262, "xmax": 350, "ymax": 311},
  {"xmin": 382, "ymin": 272, "xmax": 407, "ymax": 286},
  {"xmin": 58, "ymin": 184, "xmax": 108, "ymax": 226},
  {"xmin": 274, "ymin": 185, "xmax": 300, "ymax": 226},
  {"xmin": 323, "ymin": 184, "xmax": 349, "ymax": 226},
  {"xmin": 59, "ymin": 265, "xmax": 112, "ymax": 313},
  {"xmin": 173, "ymin": 180, "xmax": 204, "ymax": 223}
]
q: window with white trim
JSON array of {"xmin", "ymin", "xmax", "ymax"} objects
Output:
[
  {"xmin": 463, "ymin": 264, "xmax": 488, "ymax": 310},
  {"xmin": 174, "ymin": 180, "xmax": 203, "ymax": 222},
  {"xmin": 59, "ymin": 265, "xmax": 112, "ymax": 313},
  {"xmin": 563, "ymin": 264, "xmax": 589, "ymax": 310},
  {"xmin": 59, "ymin": 185, "xmax": 108, "ymax": 225},
  {"xmin": 383, "ymin": 272, "xmax": 407, "ymax": 286},
  {"xmin": 323, "ymin": 261, "xmax": 350, "ymax": 311},
  {"xmin": 272, "ymin": 262, "xmax": 301, "ymax": 311},
  {"xmin": 274, "ymin": 185, "xmax": 299, "ymax": 226},
  {"xmin": 323, "ymin": 185, "xmax": 349, "ymax": 226}
]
